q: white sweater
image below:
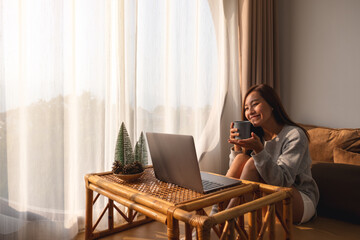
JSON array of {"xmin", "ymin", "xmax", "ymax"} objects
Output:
[{"xmin": 229, "ymin": 125, "xmax": 319, "ymax": 208}]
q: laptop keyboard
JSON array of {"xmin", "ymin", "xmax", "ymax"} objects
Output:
[{"xmin": 202, "ymin": 179, "xmax": 225, "ymax": 191}]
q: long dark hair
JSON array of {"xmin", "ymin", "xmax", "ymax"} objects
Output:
[{"xmin": 242, "ymin": 84, "xmax": 309, "ymax": 140}]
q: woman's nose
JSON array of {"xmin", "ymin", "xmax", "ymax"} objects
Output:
[{"xmin": 248, "ymin": 105, "xmax": 255, "ymax": 113}]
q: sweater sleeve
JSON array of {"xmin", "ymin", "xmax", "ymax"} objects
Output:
[{"xmin": 252, "ymin": 131, "xmax": 307, "ymax": 187}]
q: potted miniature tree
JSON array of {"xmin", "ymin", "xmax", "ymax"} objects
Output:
[{"xmin": 112, "ymin": 122, "xmax": 148, "ymax": 181}]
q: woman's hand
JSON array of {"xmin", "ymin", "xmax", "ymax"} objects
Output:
[
  {"xmin": 229, "ymin": 122, "xmax": 242, "ymax": 152},
  {"xmin": 228, "ymin": 132, "xmax": 264, "ymax": 154}
]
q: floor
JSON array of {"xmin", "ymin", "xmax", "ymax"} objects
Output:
[
  {"xmin": 74, "ymin": 200, "xmax": 360, "ymax": 240},
  {"xmin": 75, "ymin": 206, "xmax": 219, "ymax": 240},
  {"xmin": 75, "ymin": 220, "xmax": 171, "ymax": 240},
  {"xmin": 75, "ymin": 220, "xmax": 219, "ymax": 240},
  {"xmin": 75, "ymin": 216, "xmax": 360, "ymax": 240}
]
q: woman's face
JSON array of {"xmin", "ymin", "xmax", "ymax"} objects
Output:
[{"xmin": 244, "ymin": 91, "xmax": 273, "ymax": 127}]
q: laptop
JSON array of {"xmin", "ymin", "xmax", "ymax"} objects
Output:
[{"xmin": 146, "ymin": 132, "xmax": 242, "ymax": 194}]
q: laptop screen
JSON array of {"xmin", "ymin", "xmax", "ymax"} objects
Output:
[{"xmin": 146, "ymin": 132, "xmax": 241, "ymax": 193}]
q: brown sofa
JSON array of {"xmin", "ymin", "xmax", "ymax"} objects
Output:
[{"xmin": 289, "ymin": 125, "xmax": 360, "ymax": 240}]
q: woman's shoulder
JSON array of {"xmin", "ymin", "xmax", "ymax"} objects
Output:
[{"xmin": 281, "ymin": 125, "xmax": 308, "ymax": 144}]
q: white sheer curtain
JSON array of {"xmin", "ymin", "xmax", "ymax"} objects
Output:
[{"xmin": 0, "ymin": 0, "xmax": 241, "ymax": 239}]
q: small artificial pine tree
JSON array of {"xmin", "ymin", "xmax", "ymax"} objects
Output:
[
  {"xmin": 134, "ymin": 132, "xmax": 148, "ymax": 167},
  {"xmin": 112, "ymin": 122, "xmax": 148, "ymax": 174}
]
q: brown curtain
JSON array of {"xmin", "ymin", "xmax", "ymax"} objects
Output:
[{"xmin": 238, "ymin": 0, "xmax": 280, "ymax": 98}]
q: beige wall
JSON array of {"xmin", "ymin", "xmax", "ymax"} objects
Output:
[{"xmin": 279, "ymin": 0, "xmax": 360, "ymax": 128}]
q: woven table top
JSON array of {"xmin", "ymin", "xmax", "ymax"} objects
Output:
[{"xmin": 100, "ymin": 168, "xmax": 204, "ymax": 204}]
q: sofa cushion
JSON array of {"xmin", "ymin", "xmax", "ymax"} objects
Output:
[
  {"xmin": 311, "ymin": 162, "xmax": 360, "ymax": 223},
  {"xmin": 307, "ymin": 127, "xmax": 360, "ymax": 162},
  {"xmin": 333, "ymin": 147, "xmax": 360, "ymax": 166}
]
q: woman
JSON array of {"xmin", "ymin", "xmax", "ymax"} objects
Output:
[{"xmin": 226, "ymin": 84, "xmax": 319, "ymax": 224}]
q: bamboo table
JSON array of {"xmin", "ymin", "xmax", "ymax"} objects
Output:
[{"xmin": 84, "ymin": 167, "xmax": 293, "ymax": 240}]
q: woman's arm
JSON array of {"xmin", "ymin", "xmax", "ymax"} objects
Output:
[{"xmin": 252, "ymin": 130, "xmax": 307, "ymax": 187}]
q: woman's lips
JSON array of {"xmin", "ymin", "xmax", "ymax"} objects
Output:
[{"xmin": 249, "ymin": 114, "xmax": 260, "ymax": 120}]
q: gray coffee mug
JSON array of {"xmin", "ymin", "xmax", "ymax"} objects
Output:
[{"xmin": 233, "ymin": 121, "xmax": 252, "ymax": 139}]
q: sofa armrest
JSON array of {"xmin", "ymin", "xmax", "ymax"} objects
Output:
[{"xmin": 311, "ymin": 162, "xmax": 360, "ymax": 224}]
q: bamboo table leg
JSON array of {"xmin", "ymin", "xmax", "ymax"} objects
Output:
[
  {"xmin": 185, "ymin": 223, "xmax": 193, "ymax": 240},
  {"xmin": 197, "ymin": 225, "xmax": 211, "ymax": 240},
  {"xmin": 167, "ymin": 207, "xmax": 180, "ymax": 240},
  {"xmin": 248, "ymin": 211, "xmax": 257, "ymax": 240},
  {"xmin": 85, "ymin": 187, "xmax": 93, "ymax": 240},
  {"xmin": 108, "ymin": 199, "xmax": 114, "ymax": 229}
]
